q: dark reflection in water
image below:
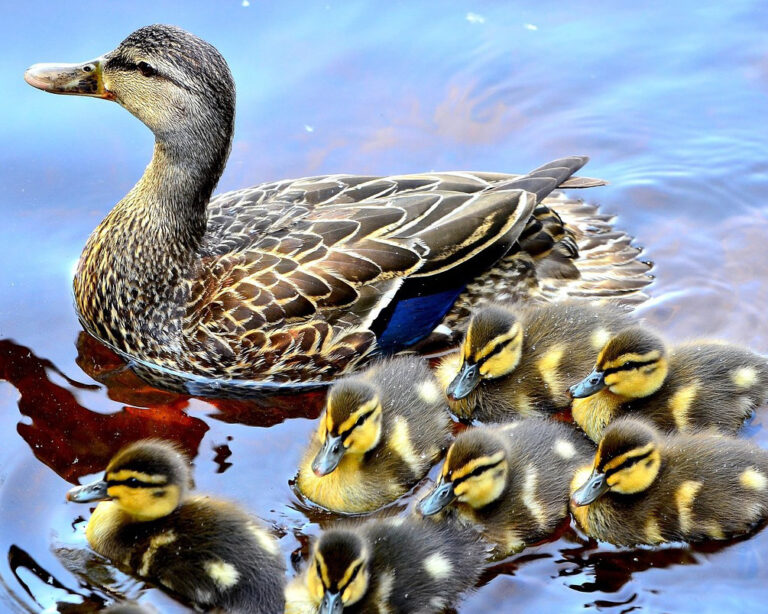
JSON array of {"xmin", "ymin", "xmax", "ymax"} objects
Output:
[{"xmin": 3, "ymin": 0, "xmax": 768, "ymax": 612}]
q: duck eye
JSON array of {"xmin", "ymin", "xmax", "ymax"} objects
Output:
[
  {"xmin": 137, "ymin": 61, "xmax": 156, "ymax": 77},
  {"xmin": 125, "ymin": 477, "xmax": 142, "ymax": 487}
]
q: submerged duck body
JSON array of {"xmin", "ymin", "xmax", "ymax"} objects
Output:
[
  {"xmin": 571, "ymin": 418, "xmax": 768, "ymax": 546},
  {"xmin": 67, "ymin": 440, "xmax": 285, "ymax": 614},
  {"xmin": 295, "ymin": 356, "xmax": 451, "ymax": 513},
  {"xmin": 570, "ymin": 326, "xmax": 768, "ymax": 442},
  {"xmin": 437, "ymin": 301, "xmax": 631, "ymax": 421},
  {"xmin": 285, "ymin": 517, "xmax": 486, "ymax": 614},
  {"xmin": 25, "ymin": 25, "xmax": 651, "ymax": 391},
  {"xmin": 418, "ymin": 419, "xmax": 594, "ymax": 555}
]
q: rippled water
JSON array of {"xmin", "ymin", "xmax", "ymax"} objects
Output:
[{"xmin": 2, "ymin": 1, "xmax": 768, "ymax": 612}]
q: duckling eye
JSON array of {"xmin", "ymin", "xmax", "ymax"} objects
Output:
[
  {"xmin": 137, "ymin": 61, "xmax": 157, "ymax": 77},
  {"xmin": 354, "ymin": 413, "xmax": 368, "ymax": 428},
  {"xmin": 124, "ymin": 477, "xmax": 143, "ymax": 487}
]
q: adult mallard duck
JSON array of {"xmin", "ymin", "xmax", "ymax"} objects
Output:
[{"xmin": 24, "ymin": 24, "xmax": 651, "ymax": 393}]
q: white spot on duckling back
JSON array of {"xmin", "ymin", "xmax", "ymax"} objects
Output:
[
  {"xmin": 376, "ymin": 571, "xmax": 395, "ymax": 607},
  {"xmin": 424, "ymin": 553, "xmax": 452, "ymax": 579},
  {"xmin": 590, "ymin": 328, "xmax": 611, "ymax": 351},
  {"xmin": 205, "ymin": 559, "xmax": 241, "ymax": 589},
  {"xmin": 417, "ymin": 379, "xmax": 441, "ymax": 404},
  {"xmin": 732, "ymin": 367, "xmax": 758, "ymax": 389},
  {"xmin": 522, "ymin": 465, "xmax": 548, "ymax": 529},
  {"xmin": 554, "ymin": 439, "xmax": 577, "ymax": 460},
  {"xmin": 248, "ymin": 522, "xmax": 280, "ymax": 555},
  {"xmin": 740, "ymin": 467, "xmax": 768, "ymax": 491}
]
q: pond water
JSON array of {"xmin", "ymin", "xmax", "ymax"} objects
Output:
[{"xmin": 2, "ymin": 1, "xmax": 768, "ymax": 612}]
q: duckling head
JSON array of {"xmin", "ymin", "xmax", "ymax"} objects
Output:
[
  {"xmin": 312, "ymin": 379, "xmax": 383, "ymax": 477},
  {"xmin": 67, "ymin": 439, "xmax": 190, "ymax": 521},
  {"xmin": 570, "ymin": 326, "xmax": 668, "ymax": 400},
  {"xmin": 306, "ymin": 530, "xmax": 370, "ymax": 614},
  {"xmin": 446, "ymin": 306, "xmax": 523, "ymax": 400},
  {"xmin": 25, "ymin": 25, "xmax": 235, "ymax": 175},
  {"xmin": 419, "ymin": 428, "xmax": 508, "ymax": 515},
  {"xmin": 571, "ymin": 418, "xmax": 662, "ymax": 506}
]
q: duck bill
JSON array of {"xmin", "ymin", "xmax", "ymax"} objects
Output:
[
  {"xmin": 569, "ymin": 368, "xmax": 606, "ymax": 398},
  {"xmin": 24, "ymin": 58, "xmax": 113, "ymax": 99},
  {"xmin": 446, "ymin": 362, "xmax": 480, "ymax": 400},
  {"xmin": 417, "ymin": 479, "xmax": 456, "ymax": 516},
  {"xmin": 319, "ymin": 590, "xmax": 343, "ymax": 614},
  {"xmin": 66, "ymin": 479, "xmax": 110, "ymax": 503},
  {"xmin": 312, "ymin": 434, "xmax": 345, "ymax": 477},
  {"xmin": 571, "ymin": 470, "xmax": 608, "ymax": 506}
]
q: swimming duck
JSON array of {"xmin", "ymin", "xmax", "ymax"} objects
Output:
[
  {"xmin": 67, "ymin": 439, "xmax": 285, "ymax": 614},
  {"xmin": 571, "ymin": 417, "xmax": 768, "ymax": 546},
  {"xmin": 295, "ymin": 356, "xmax": 451, "ymax": 513},
  {"xmin": 418, "ymin": 419, "xmax": 593, "ymax": 555},
  {"xmin": 24, "ymin": 25, "xmax": 651, "ymax": 392},
  {"xmin": 569, "ymin": 326, "xmax": 768, "ymax": 442},
  {"xmin": 436, "ymin": 301, "xmax": 631, "ymax": 421},
  {"xmin": 284, "ymin": 517, "xmax": 485, "ymax": 614}
]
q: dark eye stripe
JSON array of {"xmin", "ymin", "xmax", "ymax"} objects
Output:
[
  {"xmin": 108, "ymin": 478, "xmax": 167, "ymax": 489},
  {"xmin": 452, "ymin": 458, "xmax": 504, "ymax": 486},
  {"xmin": 603, "ymin": 448, "xmax": 654, "ymax": 477},
  {"xmin": 474, "ymin": 332, "xmax": 518, "ymax": 366},
  {"xmin": 602, "ymin": 359, "xmax": 657, "ymax": 377},
  {"xmin": 339, "ymin": 561, "xmax": 362, "ymax": 591},
  {"xmin": 337, "ymin": 408, "xmax": 376, "ymax": 440}
]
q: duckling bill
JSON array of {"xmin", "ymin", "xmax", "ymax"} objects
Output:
[
  {"xmin": 569, "ymin": 326, "xmax": 768, "ymax": 442},
  {"xmin": 67, "ymin": 439, "xmax": 285, "ymax": 614},
  {"xmin": 570, "ymin": 418, "xmax": 768, "ymax": 546},
  {"xmin": 437, "ymin": 302, "xmax": 631, "ymax": 422},
  {"xmin": 296, "ymin": 357, "xmax": 451, "ymax": 513}
]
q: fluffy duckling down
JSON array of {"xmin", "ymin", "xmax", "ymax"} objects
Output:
[
  {"xmin": 571, "ymin": 417, "xmax": 768, "ymax": 546},
  {"xmin": 418, "ymin": 419, "xmax": 593, "ymax": 556},
  {"xmin": 285, "ymin": 517, "xmax": 485, "ymax": 614},
  {"xmin": 296, "ymin": 356, "xmax": 452, "ymax": 513},
  {"xmin": 570, "ymin": 326, "xmax": 768, "ymax": 442},
  {"xmin": 67, "ymin": 439, "xmax": 285, "ymax": 614},
  {"xmin": 436, "ymin": 301, "xmax": 630, "ymax": 421}
]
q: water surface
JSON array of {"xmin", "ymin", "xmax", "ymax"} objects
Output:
[{"xmin": 2, "ymin": 1, "xmax": 768, "ymax": 612}]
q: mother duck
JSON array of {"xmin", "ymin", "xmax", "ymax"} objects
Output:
[{"xmin": 24, "ymin": 25, "xmax": 650, "ymax": 393}]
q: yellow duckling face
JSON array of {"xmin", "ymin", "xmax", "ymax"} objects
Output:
[
  {"xmin": 312, "ymin": 380, "xmax": 383, "ymax": 477},
  {"xmin": 419, "ymin": 429, "xmax": 508, "ymax": 515},
  {"xmin": 24, "ymin": 25, "xmax": 235, "ymax": 145},
  {"xmin": 306, "ymin": 530, "xmax": 370, "ymax": 614},
  {"xmin": 570, "ymin": 327, "xmax": 668, "ymax": 400},
  {"xmin": 67, "ymin": 439, "xmax": 190, "ymax": 522},
  {"xmin": 446, "ymin": 306, "xmax": 523, "ymax": 400},
  {"xmin": 572, "ymin": 419, "xmax": 661, "ymax": 506}
]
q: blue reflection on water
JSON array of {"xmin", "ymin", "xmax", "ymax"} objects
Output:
[{"xmin": 2, "ymin": 1, "xmax": 768, "ymax": 612}]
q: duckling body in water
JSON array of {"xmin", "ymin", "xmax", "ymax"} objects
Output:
[
  {"xmin": 418, "ymin": 419, "xmax": 593, "ymax": 555},
  {"xmin": 296, "ymin": 356, "xmax": 451, "ymax": 513},
  {"xmin": 67, "ymin": 440, "xmax": 285, "ymax": 614},
  {"xmin": 570, "ymin": 326, "xmax": 768, "ymax": 441},
  {"xmin": 571, "ymin": 417, "xmax": 768, "ymax": 546},
  {"xmin": 284, "ymin": 517, "xmax": 485, "ymax": 614},
  {"xmin": 436, "ymin": 302, "xmax": 631, "ymax": 422}
]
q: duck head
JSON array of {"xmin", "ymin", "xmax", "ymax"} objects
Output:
[
  {"xmin": 570, "ymin": 326, "xmax": 668, "ymax": 400},
  {"xmin": 312, "ymin": 379, "xmax": 384, "ymax": 477},
  {"xmin": 306, "ymin": 530, "xmax": 370, "ymax": 614},
  {"xmin": 571, "ymin": 418, "xmax": 662, "ymax": 506},
  {"xmin": 419, "ymin": 427, "xmax": 509, "ymax": 515},
  {"xmin": 447, "ymin": 305, "xmax": 523, "ymax": 400},
  {"xmin": 67, "ymin": 439, "xmax": 191, "ymax": 521}
]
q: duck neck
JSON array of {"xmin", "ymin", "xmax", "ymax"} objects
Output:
[{"xmin": 74, "ymin": 125, "xmax": 232, "ymax": 355}]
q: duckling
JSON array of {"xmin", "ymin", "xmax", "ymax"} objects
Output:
[
  {"xmin": 284, "ymin": 517, "xmax": 485, "ymax": 614},
  {"xmin": 436, "ymin": 301, "xmax": 631, "ymax": 421},
  {"xmin": 569, "ymin": 326, "xmax": 768, "ymax": 442},
  {"xmin": 418, "ymin": 419, "xmax": 594, "ymax": 555},
  {"xmin": 67, "ymin": 440, "xmax": 285, "ymax": 614},
  {"xmin": 296, "ymin": 356, "xmax": 452, "ymax": 513},
  {"xmin": 571, "ymin": 417, "xmax": 768, "ymax": 546}
]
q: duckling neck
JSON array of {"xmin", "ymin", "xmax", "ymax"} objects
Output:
[{"xmin": 74, "ymin": 131, "xmax": 230, "ymax": 354}]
